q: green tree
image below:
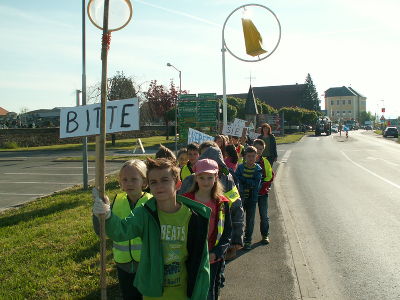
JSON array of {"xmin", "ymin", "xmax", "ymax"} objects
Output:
[
  {"xmin": 301, "ymin": 73, "xmax": 320, "ymax": 111},
  {"xmin": 359, "ymin": 111, "xmax": 374, "ymax": 124},
  {"xmin": 279, "ymin": 107, "xmax": 304, "ymax": 125},
  {"xmin": 300, "ymin": 108, "xmax": 319, "ymax": 125},
  {"xmin": 256, "ymin": 99, "xmax": 278, "ymax": 115}
]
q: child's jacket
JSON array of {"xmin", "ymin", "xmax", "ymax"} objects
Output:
[
  {"xmin": 235, "ymin": 163, "xmax": 262, "ymax": 202},
  {"xmin": 105, "ymin": 195, "xmax": 210, "ymax": 300}
]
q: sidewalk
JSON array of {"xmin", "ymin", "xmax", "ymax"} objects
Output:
[{"xmin": 220, "ymin": 165, "xmax": 300, "ymax": 300}]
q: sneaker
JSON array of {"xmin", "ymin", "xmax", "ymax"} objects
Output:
[
  {"xmin": 261, "ymin": 235, "xmax": 270, "ymax": 245},
  {"xmin": 243, "ymin": 242, "xmax": 252, "ymax": 250}
]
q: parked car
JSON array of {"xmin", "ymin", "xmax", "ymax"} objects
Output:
[
  {"xmin": 383, "ymin": 127, "xmax": 399, "ymax": 138},
  {"xmin": 365, "ymin": 125, "xmax": 373, "ymax": 130},
  {"xmin": 331, "ymin": 126, "xmax": 338, "ymax": 133}
]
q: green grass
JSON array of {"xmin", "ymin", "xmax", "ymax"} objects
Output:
[
  {"xmin": 0, "ymin": 136, "xmax": 174, "ymax": 152},
  {"xmin": 0, "ymin": 177, "xmax": 122, "ymax": 299},
  {"xmin": 276, "ymin": 133, "xmax": 305, "ymax": 144}
]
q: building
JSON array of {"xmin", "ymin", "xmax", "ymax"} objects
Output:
[
  {"xmin": 20, "ymin": 108, "xmax": 61, "ymax": 127},
  {"xmin": 228, "ymin": 83, "xmax": 307, "ymax": 109},
  {"xmin": 325, "ymin": 86, "xmax": 366, "ymax": 122}
]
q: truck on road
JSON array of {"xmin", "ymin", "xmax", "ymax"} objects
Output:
[{"xmin": 315, "ymin": 117, "xmax": 332, "ymax": 136}]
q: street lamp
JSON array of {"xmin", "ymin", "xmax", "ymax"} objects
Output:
[{"xmin": 166, "ymin": 62, "xmax": 181, "ymax": 154}]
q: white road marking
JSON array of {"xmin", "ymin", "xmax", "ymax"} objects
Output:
[
  {"xmin": 0, "ymin": 192, "xmax": 45, "ymax": 196},
  {"xmin": 36, "ymin": 166, "xmax": 95, "ymax": 169},
  {"xmin": 366, "ymin": 157, "xmax": 398, "ymax": 166},
  {"xmin": 4, "ymin": 173, "xmax": 94, "ymax": 176},
  {"xmin": 341, "ymin": 151, "xmax": 400, "ymax": 190},
  {"xmin": 280, "ymin": 150, "xmax": 292, "ymax": 163}
]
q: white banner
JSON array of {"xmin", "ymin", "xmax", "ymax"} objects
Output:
[
  {"xmin": 233, "ymin": 118, "xmax": 246, "ymax": 128},
  {"xmin": 222, "ymin": 122, "xmax": 246, "ymax": 137},
  {"xmin": 60, "ymin": 98, "xmax": 139, "ymax": 138},
  {"xmin": 248, "ymin": 131, "xmax": 259, "ymax": 140},
  {"xmin": 188, "ymin": 128, "xmax": 213, "ymax": 144}
]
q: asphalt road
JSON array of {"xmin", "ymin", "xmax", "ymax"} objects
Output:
[
  {"xmin": 275, "ymin": 130, "xmax": 400, "ymax": 299},
  {"xmin": 0, "ymin": 150, "xmax": 126, "ymax": 211}
]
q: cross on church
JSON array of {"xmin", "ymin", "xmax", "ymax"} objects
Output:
[{"xmin": 245, "ymin": 72, "xmax": 256, "ymax": 86}]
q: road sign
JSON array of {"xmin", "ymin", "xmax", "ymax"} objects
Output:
[{"xmin": 380, "ymin": 115, "xmax": 385, "ymax": 121}]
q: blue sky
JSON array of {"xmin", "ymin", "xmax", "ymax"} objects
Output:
[{"xmin": 1, "ymin": 0, "xmax": 399, "ymax": 118}]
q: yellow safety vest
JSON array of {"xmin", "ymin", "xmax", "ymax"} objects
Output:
[
  {"xmin": 111, "ymin": 192, "xmax": 152, "ymax": 263},
  {"xmin": 224, "ymin": 185, "xmax": 240, "ymax": 206},
  {"xmin": 262, "ymin": 157, "xmax": 273, "ymax": 182},
  {"xmin": 180, "ymin": 164, "xmax": 193, "ymax": 181},
  {"xmin": 236, "ymin": 145, "xmax": 244, "ymax": 164}
]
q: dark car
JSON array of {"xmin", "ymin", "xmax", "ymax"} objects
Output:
[
  {"xmin": 383, "ymin": 127, "xmax": 399, "ymax": 138},
  {"xmin": 365, "ymin": 125, "xmax": 373, "ymax": 130}
]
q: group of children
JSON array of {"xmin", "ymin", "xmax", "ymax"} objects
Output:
[{"xmin": 92, "ymin": 124, "xmax": 275, "ymax": 300}]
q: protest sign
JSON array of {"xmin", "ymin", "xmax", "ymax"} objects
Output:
[
  {"xmin": 222, "ymin": 121, "xmax": 246, "ymax": 137},
  {"xmin": 188, "ymin": 128, "xmax": 213, "ymax": 144},
  {"xmin": 60, "ymin": 98, "xmax": 139, "ymax": 138},
  {"xmin": 248, "ymin": 131, "xmax": 259, "ymax": 140},
  {"xmin": 233, "ymin": 118, "xmax": 246, "ymax": 128}
]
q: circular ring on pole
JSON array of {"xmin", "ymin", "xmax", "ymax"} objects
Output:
[
  {"xmin": 222, "ymin": 3, "xmax": 281, "ymax": 63},
  {"xmin": 87, "ymin": 0, "xmax": 133, "ymax": 32}
]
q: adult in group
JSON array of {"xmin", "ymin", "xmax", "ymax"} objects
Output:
[{"xmin": 258, "ymin": 123, "xmax": 277, "ymax": 167}]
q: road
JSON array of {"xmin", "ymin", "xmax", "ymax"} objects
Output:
[
  {"xmin": 275, "ymin": 130, "xmax": 400, "ymax": 299},
  {"xmin": 0, "ymin": 150, "xmax": 131, "ymax": 211}
]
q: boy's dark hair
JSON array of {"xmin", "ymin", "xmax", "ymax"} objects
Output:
[
  {"xmin": 187, "ymin": 142, "xmax": 199, "ymax": 152},
  {"xmin": 244, "ymin": 146, "xmax": 257, "ymax": 155},
  {"xmin": 146, "ymin": 157, "xmax": 180, "ymax": 183},
  {"xmin": 199, "ymin": 141, "xmax": 218, "ymax": 154},
  {"xmin": 225, "ymin": 144, "xmax": 238, "ymax": 164},
  {"xmin": 253, "ymin": 139, "xmax": 266, "ymax": 147},
  {"xmin": 155, "ymin": 145, "xmax": 176, "ymax": 161},
  {"xmin": 177, "ymin": 147, "xmax": 187, "ymax": 158}
]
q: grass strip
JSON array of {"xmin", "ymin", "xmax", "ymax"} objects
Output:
[{"xmin": 0, "ymin": 177, "xmax": 122, "ymax": 299}]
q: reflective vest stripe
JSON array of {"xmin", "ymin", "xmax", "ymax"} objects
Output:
[
  {"xmin": 113, "ymin": 242, "xmax": 142, "ymax": 251},
  {"xmin": 215, "ymin": 205, "xmax": 225, "ymax": 246}
]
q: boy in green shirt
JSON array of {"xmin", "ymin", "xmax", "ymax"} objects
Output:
[{"xmin": 93, "ymin": 158, "xmax": 210, "ymax": 300}]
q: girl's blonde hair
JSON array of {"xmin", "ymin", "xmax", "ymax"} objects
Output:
[
  {"xmin": 189, "ymin": 173, "xmax": 225, "ymax": 201},
  {"xmin": 119, "ymin": 159, "xmax": 148, "ymax": 188}
]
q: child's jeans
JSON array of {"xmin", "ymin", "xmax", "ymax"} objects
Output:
[
  {"xmin": 258, "ymin": 194, "xmax": 269, "ymax": 237},
  {"xmin": 208, "ymin": 260, "xmax": 223, "ymax": 300},
  {"xmin": 243, "ymin": 196, "xmax": 257, "ymax": 243}
]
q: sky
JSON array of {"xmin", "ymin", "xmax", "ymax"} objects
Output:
[{"xmin": 1, "ymin": 0, "xmax": 399, "ymax": 118}]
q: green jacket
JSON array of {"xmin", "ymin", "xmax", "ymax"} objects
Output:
[{"xmin": 105, "ymin": 195, "xmax": 211, "ymax": 300}]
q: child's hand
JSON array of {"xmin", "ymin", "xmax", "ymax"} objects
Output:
[
  {"xmin": 209, "ymin": 253, "xmax": 217, "ymax": 262},
  {"xmin": 92, "ymin": 188, "xmax": 111, "ymax": 219}
]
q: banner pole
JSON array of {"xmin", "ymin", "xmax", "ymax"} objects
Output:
[{"xmin": 96, "ymin": 0, "xmax": 110, "ymax": 299}]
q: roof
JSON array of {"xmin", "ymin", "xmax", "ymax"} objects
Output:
[
  {"xmin": 0, "ymin": 107, "xmax": 9, "ymax": 116},
  {"xmin": 325, "ymin": 86, "xmax": 364, "ymax": 97},
  {"xmin": 227, "ymin": 84, "xmax": 307, "ymax": 109},
  {"xmin": 244, "ymin": 86, "xmax": 258, "ymax": 115}
]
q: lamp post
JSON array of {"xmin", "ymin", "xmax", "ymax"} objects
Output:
[{"xmin": 167, "ymin": 62, "xmax": 181, "ymax": 154}]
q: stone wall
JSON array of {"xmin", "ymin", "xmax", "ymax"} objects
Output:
[{"xmin": 0, "ymin": 126, "xmax": 175, "ymax": 148}]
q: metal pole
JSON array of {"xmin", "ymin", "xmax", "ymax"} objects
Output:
[
  {"xmin": 96, "ymin": 1, "xmax": 110, "ymax": 299},
  {"xmin": 82, "ymin": 0, "xmax": 88, "ymax": 190},
  {"xmin": 175, "ymin": 71, "xmax": 181, "ymax": 155},
  {"xmin": 221, "ymin": 41, "xmax": 228, "ymax": 128}
]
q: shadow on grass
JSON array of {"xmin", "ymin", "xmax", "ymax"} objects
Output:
[
  {"xmin": 73, "ymin": 239, "xmax": 114, "ymax": 263},
  {"xmin": 0, "ymin": 199, "xmax": 82, "ymax": 228},
  {"xmin": 78, "ymin": 282, "xmax": 120, "ymax": 300}
]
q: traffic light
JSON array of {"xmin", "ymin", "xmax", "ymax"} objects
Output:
[{"xmin": 241, "ymin": 18, "xmax": 267, "ymax": 57}]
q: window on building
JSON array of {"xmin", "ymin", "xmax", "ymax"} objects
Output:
[
  {"xmin": 337, "ymin": 111, "xmax": 340, "ymax": 115},
  {"xmin": 337, "ymin": 100, "xmax": 340, "ymax": 105},
  {"xmin": 348, "ymin": 100, "xmax": 351, "ymax": 105},
  {"xmin": 331, "ymin": 100, "xmax": 334, "ymax": 105},
  {"xmin": 343, "ymin": 111, "xmax": 346, "ymax": 114},
  {"xmin": 342, "ymin": 100, "xmax": 346, "ymax": 105},
  {"xmin": 348, "ymin": 110, "xmax": 352, "ymax": 114}
]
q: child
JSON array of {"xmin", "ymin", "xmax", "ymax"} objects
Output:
[
  {"xmin": 224, "ymin": 144, "xmax": 239, "ymax": 172},
  {"xmin": 230, "ymin": 136, "xmax": 244, "ymax": 163},
  {"xmin": 177, "ymin": 148, "xmax": 188, "ymax": 169},
  {"xmin": 93, "ymin": 158, "xmax": 210, "ymax": 300},
  {"xmin": 180, "ymin": 143, "xmax": 199, "ymax": 181},
  {"xmin": 253, "ymin": 139, "xmax": 274, "ymax": 244},
  {"xmin": 214, "ymin": 135, "xmax": 227, "ymax": 158},
  {"xmin": 156, "ymin": 145, "xmax": 176, "ymax": 162},
  {"xmin": 183, "ymin": 159, "xmax": 232, "ymax": 300},
  {"xmin": 92, "ymin": 159, "xmax": 152, "ymax": 300},
  {"xmin": 235, "ymin": 146, "xmax": 262, "ymax": 250}
]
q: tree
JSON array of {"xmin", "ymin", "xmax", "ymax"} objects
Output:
[
  {"xmin": 359, "ymin": 111, "xmax": 374, "ymax": 124},
  {"xmin": 146, "ymin": 80, "xmax": 186, "ymax": 140},
  {"xmin": 256, "ymin": 99, "xmax": 278, "ymax": 115},
  {"xmin": 278, "ymin": 107, "xmax": 304, "ymax": 125},
  {"xmin": 301, "ymin": 73, "xmax": 320, "ymax": 111}
]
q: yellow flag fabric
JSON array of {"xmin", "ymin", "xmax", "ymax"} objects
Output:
[{"xmin": 241, "ymin": 18, "xmax": 267, "ymax": 57}]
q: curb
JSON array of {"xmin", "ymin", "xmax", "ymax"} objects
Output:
[{"xmin": 274, "ymin": 162, "xmax": 318, "ymax": 299}]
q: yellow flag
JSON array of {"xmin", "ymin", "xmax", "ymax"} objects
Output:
[{"xmin": 242, "ymin": 18, "xmax": 267, "ymax": 57}]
